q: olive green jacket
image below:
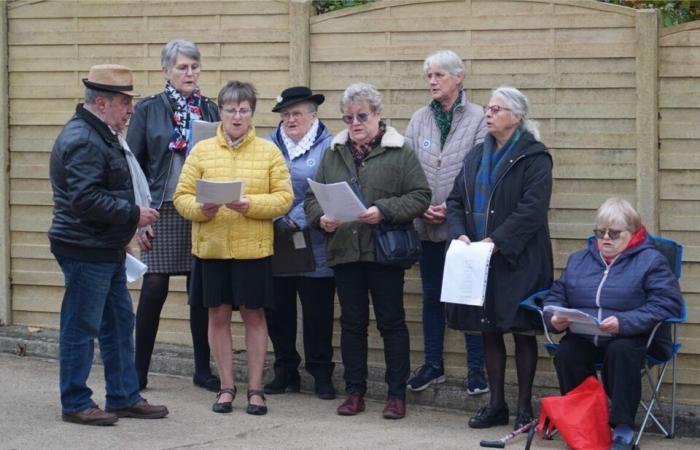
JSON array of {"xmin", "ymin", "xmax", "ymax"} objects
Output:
[{"xmin": 304, "ymin": 126, "xmax": 431, "ymax": 267}]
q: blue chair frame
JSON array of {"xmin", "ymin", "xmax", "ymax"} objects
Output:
[{"xmin": 520, "ymin": 235, "xmax": 686, "ymax": 446}]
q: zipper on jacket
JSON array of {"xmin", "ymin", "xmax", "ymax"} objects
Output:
[
  {"xmin": 593, "ymin": 254, "xmax": 615, "ymax": 346},
  {"xmin": 483, "ymin": 154, "xmax": 527, "ymax": 235},
  {"xmin": 158, "ymin": 150, "xmax": 175, "ymax": 209}
]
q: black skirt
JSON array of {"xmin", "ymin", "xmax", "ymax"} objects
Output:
[{"xmin": 189, "ymin": 256, "xmax": 274, "ymax": 310}]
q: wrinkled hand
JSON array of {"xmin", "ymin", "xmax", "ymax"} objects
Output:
[
  {"xmin": 357, "ymin": 206, "xmax": 383, "ymax": 225},
  {"xmin": 550, "ymin": 315, "xmax": 570, "ymax": 332},
  {"xmin": 201, "ymin": 203, "xmax": 221, "ymax": 219},
  {"xmin": 135, "ymin": 227, "xmax": 155, "ymax": 252},
  {"xmin": 226, "ymin": 197, "xmax": 250, "ymax": 214},
  {"xmin": 457, "ymin": 234, "xmax": 471, "ymax": 244},
  {"xmin": 320, "ymin": 215, "xmax": 342, "ymax": 233},
  {"xmin": 422, "ymin": 204, "xmax": 446, "ymax": 225},
  {"xmin": 599, "ymin": 316, "xmax": 620, "ymax": 334},
  {"xmin": 138, "ymin": 206, "xmax": 160, "ymax": 227},
  {"xmin": 274, "ymin": 218, "xmax": 298, "ymax": 237}
]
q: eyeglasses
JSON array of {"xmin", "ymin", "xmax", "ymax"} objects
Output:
[
  {"xmin": 341, "ymin": 113, "xmax": 370, "ymax": 124},
  {"xmin": 281, "ymin": 110, "xmax": 312, "ymax": 121},
  {"xmin": 483, "ymin": 105, "xmax": 512, "ymax": 114},
  {"xmin": 222, "ymin": 108, "xmax": 252, "ymax": 117},
  {"xmin": 593, "ymin": 228, "xmax": 626, "ymax": 240},
  {"xmin": 172, "ymin": 64, "xmax": 200, "ymax": 74}
]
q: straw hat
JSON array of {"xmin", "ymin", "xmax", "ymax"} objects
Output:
[{"xmin": 82, "ymin": 64, "xmax": 140, "ymax": 97}]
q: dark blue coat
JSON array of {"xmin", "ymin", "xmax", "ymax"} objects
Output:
[{"xmin": 544, "ymin": 234, "xmax": 683, "ymax": 358}]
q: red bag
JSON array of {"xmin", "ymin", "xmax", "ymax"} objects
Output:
[{"xmin": 537, "ymin": 376, "xmax": 612, "ymax": 450}]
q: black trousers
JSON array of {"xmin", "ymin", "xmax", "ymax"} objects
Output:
[
  {"xmin": 554, "ymin": 333, "xmax": 647, "ymax": 427},
  {"xmin": 265, "ymin": 276, "xmax": 336, "ymax": 379},
  {"xmin": 334, "ymin": 262, "xmax": 409, "ymax": 400}
]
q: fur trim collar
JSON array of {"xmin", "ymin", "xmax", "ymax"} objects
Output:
[{"xmin": 331, "ymin": 125, "xmax": 404, "ymax": 149}]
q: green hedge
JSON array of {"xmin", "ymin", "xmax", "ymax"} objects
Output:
[{"xmin": 313, "ymin": 0, "xmax": 699, "ymax": 26}]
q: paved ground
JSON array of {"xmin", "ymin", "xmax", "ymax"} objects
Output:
[{"xmin": 0, "ymin": 354, "xmax": 696, "ymax": 450}]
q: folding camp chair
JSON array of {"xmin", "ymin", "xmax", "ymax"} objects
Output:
[{"xmin": 520, "ymin": 234, "xmax": 686, "ymax": 447}]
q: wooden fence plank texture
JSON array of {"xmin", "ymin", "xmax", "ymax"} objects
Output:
[{"xmin": 3, "ymin": 0, "xmax": 698, "ymax": 405}]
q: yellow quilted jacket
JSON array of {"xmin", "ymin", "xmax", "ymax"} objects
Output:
[{"xmin": 174, "ymin": 125, "xmax": 292, "ymax": 260}]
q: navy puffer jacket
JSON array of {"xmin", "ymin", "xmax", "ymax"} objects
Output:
[{"xmin": 544, "ymin": 233, "xmax": 683, "ymax": 358}]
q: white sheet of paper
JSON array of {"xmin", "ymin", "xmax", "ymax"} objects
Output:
[
  {"xmin": 440, "ymin": 240, "xmax": 494, "ymax": 306},
  {"xmin": 543, "ymin": 305, "xmax": 612, "ymax": 336},
  {"xmin": 195, "ymin": 179, "xmax": 244, "ymax": 204},
  {"xmin": 192, "ymin": 120, "xmax": 220, "ymax": 146},
  {"xmin": 307, "ymin": 178, "xmax": 367, "ymax": 222},
  {"xmin": 125, "ymin": 253, "xmax": 147, "ymax": 283}
]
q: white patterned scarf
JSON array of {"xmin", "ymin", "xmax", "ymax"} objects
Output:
[
  {"xmin": 281, "ymin": 118, "xmax": 319, "ymax": 160},
  {"xmin": 117, "ymin": 133, "xmax": 152, "ymax": 210}
]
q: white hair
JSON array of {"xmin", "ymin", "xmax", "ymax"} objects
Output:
[
  {"xmin": 492, "ymin": 86, "xmax": 540, "ymax": 140},
  {"xmin": 423, "ymin": 49, "xmax": 465, "ymax": 78},
  {"xmin": 161, "ymin": 39, "xmax": 201, "ymax": 71},
  {"xmin": 595, "ymin": 197, "xmax": 642, "ymax": 232},
  {"xmin": 340, "ymin": 82, "xmax": 383, "ymax": 114}
]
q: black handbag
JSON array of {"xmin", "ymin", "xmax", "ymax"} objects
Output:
[
  {"xmin": 373, "ymin": 222, "xmax": 421, "ymax": 269},
  {"xmin": 271, "ymin": 223, "xmax": 315, "ymax": 275}
]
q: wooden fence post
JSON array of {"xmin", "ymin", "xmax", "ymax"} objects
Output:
[
  {"xmin": 635, "ymin": 9, "xmax": 659, "ymax": 233},
  {"xmin": 289, "ymin": 0, "xmax": 311, "ymax": 87},
  {"xmin": 0, "ymin": 1, "xmax": 10, "ymax": 326}
]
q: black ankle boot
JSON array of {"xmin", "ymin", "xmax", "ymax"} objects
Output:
[
  {"xmin": 314, "ymin": 377, "xmax": 336, "ymax": 400},
  {"xmin": 264, "ymin": 371, "xmax": 301, "ymax": 395},
  {"xmin": 468, "ymin": 404, "xmax": 509, "ymax": 429}
]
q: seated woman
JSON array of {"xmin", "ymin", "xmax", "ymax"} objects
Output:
[
  {"xmin": 174, "ymin": 81, "xmax": 293, "ymax": 415},
  {"xmin": 544, "ymin": 197, "xmax": 683, "ymax": 450}
]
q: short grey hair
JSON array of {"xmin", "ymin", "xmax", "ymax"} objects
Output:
[
  {"xmin": 492, "ymin": 86, "xmax": 540, "ymax": 140},
  {"xmin": 161, "ymin": 39, "xmax": 201, "ymax": 72},
  {"xmin": 340, "ymin": 83, "xmax": 383, "ymax": 114},
  {"xmin": 595, "ymin": 197, "xmax": 642, "ymax": 233},
  {"xmin": 423, "ymin": 49, "xmax": 465, "ymax": 78},
  {"xmin": 218, "ymin": 80, "xmax": 257, "ymax": 113},
  {"xmin": 84, "ymin": 87, "xmax": 118, "ymax": 105}
]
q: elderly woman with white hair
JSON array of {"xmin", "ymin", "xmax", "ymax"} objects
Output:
[
  {"xmin": 127, "ymin": 39, "xmax": 220, "ymax": 392},
  {"xmin": 446, "ymin": 86, "xmax": 553, "ymax": 430},
  {"xmin": 305, "ymin": 83, "xmax": 431, "ymax": 420},
  {"xmin": 404, "ymin": 49, "xmax": 488, "ymax": 395},
  {"xmin": 545, "ymin": 198, "xmax": 683, "ymax": 450}
]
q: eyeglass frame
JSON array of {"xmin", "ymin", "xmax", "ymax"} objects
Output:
[
  {"xmin": 341, "ymin": 113, "xmax": 370, "ymax": 124},
  {"xmin": 280, "ymin": 109, "xmax": 314, "ymax": 121},
  {"xmin": 483, "ymin": 104, "xmax": 512, "ymax": 114},
  {"xmin": 222, "ymin": 107, "xmax": 252, "ymax": 117},
  {"xmin": 171, "ymin": 63, "xmax": 201, "ymax": 74},
  {"xmin": 593, "ymin": 228, "xmax": 627, "ymax": 240}
]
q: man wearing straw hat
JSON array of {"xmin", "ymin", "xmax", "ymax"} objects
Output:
[{"xmin": 49, "ymin": 64, "xmax": 168, "ymax": 425}]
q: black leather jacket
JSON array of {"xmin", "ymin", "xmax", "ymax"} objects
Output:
[
  {"xmin": 126, "ymin": 92, "xmax": 220, "ymax": 208},
  {"xmin": 49, "ymin": 104, "xmax": 140, "ymax": 262}
]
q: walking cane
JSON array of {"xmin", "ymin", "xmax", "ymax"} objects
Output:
[{"xmin": 479, "ymin": 419, "xmax": 537, "ymax": 449}]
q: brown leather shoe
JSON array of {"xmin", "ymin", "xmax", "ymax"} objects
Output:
[
  {"xmin": 62, "ymin": 406, "xmax": 118, "ymax": 426},
  {"xmin": 382, "ymin": 398, "xmax": 406, "ymax": 420},
  {"xmin": 336, "ymin": 393, "xmax": 365, "ymax": 416},
  {"xmin": 107, "ymin": 399, "xmax": 168, "ymax": 419}
]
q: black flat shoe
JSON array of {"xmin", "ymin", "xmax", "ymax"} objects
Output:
[
  {"xmin": 513, "ymin": 408, "xmax": 534, "ymax": 431},
  {"xmin": 246, "ymin": 390, "xmax": 268, "ymax": 416},
  {"xmin": 468, "ymin": 404, "xmax": 509, "ymax": 429},
  {"xmin": 212, "ymin": 387, "xmax": 236, "ymax": 414},
  {"xmin": 314, "ymin": 377, "xmax": 336, "ymax": 400},
  {"xmin": 194, "ymin": 373, "xmax": 221, "ymax": 393},
  {"xmin": 264, "ymin": 371, "xmax": 300, "ymax": 395}
]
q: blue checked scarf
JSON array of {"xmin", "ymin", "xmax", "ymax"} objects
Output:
[{"xmin": 473, "ymin": 128, "xmax": 521, "ymax": 239}]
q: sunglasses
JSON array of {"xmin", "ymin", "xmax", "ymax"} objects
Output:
[
  {"xmin": 593, "ymin": 228, "xmax": 626, "ymax": 240},
  {"xmin": 341, "ymin": 113, "xmax": 370, "ymax": 124}
]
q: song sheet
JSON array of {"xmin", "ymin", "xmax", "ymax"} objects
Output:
[
  {"xmin": 195, "ymin": 179, "xmax": 245, "ymax": 205},
  {"xmin": 543, "ymin": 305, "xmax": 611, "ymax": 336},
  {"xmin": 440, "ymin": 240, "xmax": 494, "ymax": 306},
  {"xmin": 307, "ymin": 178, "xmax": 367, "ymax": 222}
]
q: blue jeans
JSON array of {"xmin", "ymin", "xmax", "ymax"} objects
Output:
[
  {"xmin": 56, "ymin": 255, "xmax": 143, "ymax": 414},
  {"xmin": 419, "ymin": 240, "xmax": 484, "ymax": 371}
]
